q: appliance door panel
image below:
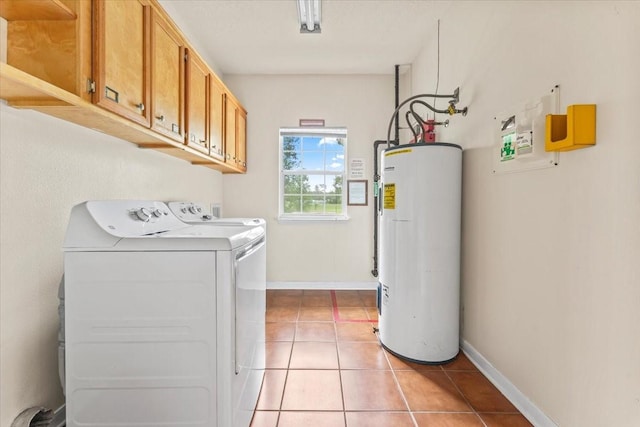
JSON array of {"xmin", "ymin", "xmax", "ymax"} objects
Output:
[
  {"xmin": 233, "ymin": 237, "xmax": 266, "ymax": 426},
  {"xmin": 64, "ymin": 251, "xmax": 217, "ymax": 427}
]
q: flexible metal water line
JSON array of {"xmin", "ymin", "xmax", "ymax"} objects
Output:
[{"xmin": 385, "ymin": 88, "xmax": 467, "ymax": 149}]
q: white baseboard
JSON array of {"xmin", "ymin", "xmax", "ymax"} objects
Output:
[
  {"xmin": 461, "ymin": 340, "xmax": 558, "ymax": 427},
  {"xmin": 267, "ymin": 281, "xmax": 378, "ymax": 290}
]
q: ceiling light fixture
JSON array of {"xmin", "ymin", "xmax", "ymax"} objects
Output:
[{"xmin": 297, "ymin": 0, "xmax": 321, "ymax": 34}]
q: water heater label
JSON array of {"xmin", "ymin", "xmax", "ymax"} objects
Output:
[{"xmin": 384, "ymin": 183, "xmax": 396, "ymax": 209}]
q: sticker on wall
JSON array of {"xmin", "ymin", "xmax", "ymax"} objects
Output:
[
  {"xmin": 500, "ymin": 132, "xmax": 516, "ymax": 161},
  {"xmin": 516, "ymin": 131, "xmax": 533, "ymax": 155},
  {"xmin": 349, "ymin": 158, "xmax": 366, "ymax": 179},
  {"xmin": 384, "ymin": 183, "xmax": 396, "ymax": 209}
]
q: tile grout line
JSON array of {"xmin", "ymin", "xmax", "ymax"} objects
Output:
[
  {"xmin": 274, "ymin": 298, "xmax": 301, "ymax": 425},
  {"xmin": 330, "ymin": 290, "xmax": 377, "ymax": 323},
  {"xmin": 441, "ymin": 368, "xmax": 489, "ymax": 427},
  {"xmin": 334, "ymin": 308, "xmax": 348, "ymax": 427},
  {"xmin": 377, "ymin": 330, "xmax": 420, "ymax": 427}
]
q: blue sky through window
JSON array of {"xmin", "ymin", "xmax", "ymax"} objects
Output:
[{"xmin": 299, "ymin": 136, "xmax": 344, "ymax": 172}]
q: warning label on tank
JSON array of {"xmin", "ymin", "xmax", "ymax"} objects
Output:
[
  {"xmin": 385, "ymin": 148, "xmax": 412, "ymax": 157},
  {"xmin": 384, "ymin": 183, "xmax": 396, "ymax": 209}
]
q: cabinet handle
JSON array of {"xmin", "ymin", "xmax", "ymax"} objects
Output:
[
  {"xmin": 226, "ymin": 154, "xmax": 231, "ymax": 159},
  {"xmin": 155, "ymin": 115, "xmax": 165, "ymax": 122},
  {"xmin": 199, "ymin": 139, "xmax": 206, "ymax": 145},
  {"xmin": 242, "ymin": 162, "xmax": 246, "ymax": 167},
  {"xmin": 136, "ymin": 103, "xmax": 145, "ymax": 111}
]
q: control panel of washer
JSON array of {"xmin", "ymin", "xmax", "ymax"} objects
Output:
[
  {"xmin": 84, "ymin": 200, "xmax": 188, "ymax": 237},
  {"xmin": 167, "ymin": 202, "xmax": 216, "ymax": 223}
]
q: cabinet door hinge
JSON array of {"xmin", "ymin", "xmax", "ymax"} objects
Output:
[{"xmin": 87, "ymin": 79, "xmax": 96, "ymax": 94}]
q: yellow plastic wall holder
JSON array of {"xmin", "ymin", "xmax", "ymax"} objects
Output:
[{"xmin": 545, "ymin": 104, "xmax": 596, "ymax": 152}]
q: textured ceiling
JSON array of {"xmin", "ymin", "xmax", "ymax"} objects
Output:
[{"xmin": 157, "ymin": 0, "xmax": 454, "ymax": 75}]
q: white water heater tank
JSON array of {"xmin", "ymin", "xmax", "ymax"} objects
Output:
[{"xmin": 378, "ymin": 142, "xmax": 462, "ymax": 364}]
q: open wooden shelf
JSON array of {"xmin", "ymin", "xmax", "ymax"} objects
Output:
[
  {"xmin": 0, "ymin": 62, "xmax": 240, "ymax": 172},
  {"xmin": 0, "ymin": 0, "xmax": 77, "ymax": 21}
]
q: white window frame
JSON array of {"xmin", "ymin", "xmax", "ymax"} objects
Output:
[{"xmin": 278, "ymin": 127, "xmax": 348, "ymax": 221}]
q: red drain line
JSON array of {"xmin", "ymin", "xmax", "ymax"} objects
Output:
[{"xmin": 329, "ymin": 290, "xmax": 377, "ymax": 323}]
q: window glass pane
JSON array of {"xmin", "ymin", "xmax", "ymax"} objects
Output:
[
  {"xmin": 320, "ymin": 136, "xmax": 345, "ymax": 151},
  {"xmin": 300, "ymin": 151, "xmax": 324, "ymax": 171},
  {"xmin": 283, "ymin": 175, "xmax": 303, "ymax": 195},
  {"xmin": 282, "ymin": 136, "xmax": 301, "ymax": 170},
  {"xmin": 283, "ymin": 136, "xmax": 301, "ymax": 151},
  {"xmin": 283, "ymin": 195, "xmax": 302, "ymax": 213},
  {"xmin": 302, "ymin": 136, "xmax": 323, "ymax": 151},
  {"xmin": 304, "ymin": 174, "xmax": 326, "ymax": 194},
  {"xmin": 327, "ymin": 175, "xmax": 343, "ymax": 194},
  {"xmin": 325, "ymin": 151, "xmax": 344, "ymax": 171},
  {"xmin": 325, "ymin": 195, "xmax": 342, "ymax": 214},
  {"xmin": 302, "ymin": 195, "xmax": 325, "ymax": 214}
]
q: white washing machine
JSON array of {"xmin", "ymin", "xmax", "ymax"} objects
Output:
[{"xmin": 62, "ymin": 200, "xmax": 266, "ymax": 427}]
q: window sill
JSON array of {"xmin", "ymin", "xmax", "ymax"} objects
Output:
[{"xmin": 278, "ymin": 215, "xmax": 350, "ymax": 224}]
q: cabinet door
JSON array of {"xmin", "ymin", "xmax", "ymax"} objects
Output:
[
  {"xmin": 93, "ymin": 0, "xmax": 150, "ymax": 127},
  {"xmin": 6, "ymin": 0, "xmax": 92, "ymax": 101},
  {"xmin": 225, "ymin": 97, "xmax": 237, "ymax": 168},
  {"xmin": 150, "ymin": 11, "xmax": 183, "ymax": 142},
  {"xmin": 185, "ymin": 50, "xmax": 209, "ymax": 153},
  {"xmin": 236, "ymin": 108, "xmax": 247, "ymax": 172},
  {"xmin": 209, "ymin": 78, "xmax": 225, "ymax": 161}
]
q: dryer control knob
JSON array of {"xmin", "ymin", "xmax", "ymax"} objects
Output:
[
  {"xmin": 152, "ymin": 209, "xmax": 163, "ymax": 218},
  {"xmin": 188, "ymin": 205, "xmax": 200, "ymax": 215},
  {"xmin": 134, "ymin": 207, "xmax": 152, "ymax": 222}
]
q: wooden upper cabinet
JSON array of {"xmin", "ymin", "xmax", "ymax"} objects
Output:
[
  {"xmin": 209, "ymin": 78, "xmax": 226, "ymax": 161},
  {"xmin": 150, "ymin": 11, "xmax": 184, "ymax": 142},
  {"xmin": 1, "ymin": 0, "xmax": 249, "ymax": 173},
  {"xmin": 6, "ymin": 0, "xmax": 91, "ymax": 101},
  {"xmin": 185, "ymin": 50, "xmax": 209, "ymax": 153},
  {"xmin": 225, "ymin": 97, "xmax": 237, "ymax": 168},
  {"xmin": 93, "ymin": 0, "xmax": 150, "ymax": 127},
  {"xmin": 225, "ymin": 96, "xmax": 247, "ymax": 172},
  {"xmin": 235, "ymin": 108, "xmax": 247, "ymax": 172}
]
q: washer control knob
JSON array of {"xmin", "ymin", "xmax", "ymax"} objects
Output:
[
  {"xmin": 152, "ymin": 209, "xmax": 163, "ymax": 218},
  {"xmin": 188, "ymin": 205, "xmax": 200, "ymax": 215},
  {"xmin": 135, "ymin": 207, "xmax": 152, "ymax": 222}
]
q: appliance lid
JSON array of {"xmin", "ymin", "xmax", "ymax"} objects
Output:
[{"xmin": 63, "ymin": 201, "xmax": 265, "ymax": 251}]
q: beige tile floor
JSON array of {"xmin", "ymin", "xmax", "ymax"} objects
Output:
[{"xmin": 251, "ymin": 289, "xmax": 533, "ymax": 427}]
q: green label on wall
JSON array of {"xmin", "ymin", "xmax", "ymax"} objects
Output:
[{"xmin": 501, "ymin": 132, "xmax": 516, "ymax": 161}]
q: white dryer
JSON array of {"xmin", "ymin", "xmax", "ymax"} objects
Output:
[{"xmin": 63, "ymin": 200, "xmax": 266, "ymax": 427}]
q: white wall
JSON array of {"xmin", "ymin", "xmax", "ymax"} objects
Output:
[
  {"xmin": 222, "ymin": 75, "xmax": 394, "ymax": 284},
  {"xmin": 411, "ymin": 1, "xmax": 640, "ymax": 426},
  {"xmin": 0, "ymin": 104, "xmax": 223, "ymax": 425}
]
